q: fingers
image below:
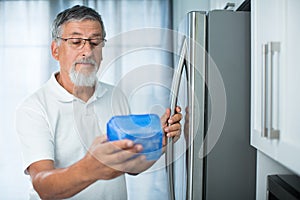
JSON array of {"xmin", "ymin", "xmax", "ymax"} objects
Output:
[
  {"xmin": 167, "ymin": 113, "xmax": 182, "ymax": 125},
  {"xmin": 87, "ymin": 136, "xmax": 157, "ymax": 180},
  {"xmin": 161, "ymin": 106, "xmax": 182, "ymax": 125},
  {"xmin": 104, "ymin": 140, "xmax": 143, "ymax": 159},
  {"xmin": 90, "ymin": 138, "xmax": 142, "ymax": 162},
  {"xmin": 92, "ymin": 135, "xmax": 107, "ymax": 144},
  {"xmin": 164, "ymin": 107, "xmax": 182, "ymax": 137},
  {"xmin": 114, "ymin": 155, "xmax": 148, "ymax": 174},
  {"xmin": 110, "ymin": 143, "xmax": 143, "ymax": 161},
  {"xmin": 165, "ymin": 123, "xmax": 181, "ymax": 137},
  {"xmin": 101, "ymin": 142, "xmax": 154, "ymax": 174},
  {"xmin": 110, "ymin": 139, "xmax": 135, "ymax": 151},
  {"xmin": 160, "ymin": 108, "xmax": 171, "ymax": 127},
  {"xmin": 161, "ymin": 106, "xmax": 182, "ymax": 145},
  {"xmin": 176, "ymin": 106, "xmax": 182, "ymax": 113},
  {"xmin": 164, "ymin": 123, "xmax": 181, "ymax": 133}
]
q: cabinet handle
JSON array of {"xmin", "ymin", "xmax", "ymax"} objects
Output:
[
  {"xmin": 265, "ymin": 42, "xmax": 280, "ymax": 139},
  {"xmin": 261, "ymin": 44, "xmax": 268, "ymax": 137}
]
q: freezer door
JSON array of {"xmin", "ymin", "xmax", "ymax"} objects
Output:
[{"xmin": 204, "ymin": 10, "xmax": 256, "ymax": 200}]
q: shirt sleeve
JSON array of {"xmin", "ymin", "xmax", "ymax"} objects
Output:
[{"xmin": 15, "ymin": 101, "xmax": 54, "ymax": 175}]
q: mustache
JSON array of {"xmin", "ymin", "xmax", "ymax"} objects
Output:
[{"xmin": 73, "ymin": 58, "xmax": 97, "ymax": 66}]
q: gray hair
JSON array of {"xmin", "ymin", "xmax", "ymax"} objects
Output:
[{"xmin": 51, "ymin": 5, "xmax": 106, "ymax": 41}]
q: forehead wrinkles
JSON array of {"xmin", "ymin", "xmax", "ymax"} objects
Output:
[{"xmin": 60, "ymin": 20, "xmax": 102, "ymax": 37}]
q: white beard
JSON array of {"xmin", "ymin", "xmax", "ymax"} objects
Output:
[{"xmin": 69, "ymin": 58, "xmax": 98, "ymax": 87}]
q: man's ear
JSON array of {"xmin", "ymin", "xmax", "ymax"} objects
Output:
[{"xmin": 51, "ymin": 41, "xmax": 59, "ymax": 60}]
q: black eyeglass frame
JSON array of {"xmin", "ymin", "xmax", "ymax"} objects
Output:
[{"xmin": 56, "ymin": 37, "xmax": 107, "ymax": 49}]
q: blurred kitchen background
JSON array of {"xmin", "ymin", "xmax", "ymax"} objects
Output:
[{"xmin": 0, "ymin": 0, "xmax": 203, "ymax": 198}]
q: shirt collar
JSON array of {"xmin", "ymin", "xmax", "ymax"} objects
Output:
[
  {"xmin": 50, "ymin": 72, "xmax": 73, "ymax": 103},
  {"xmin": 85, "ymin": 81, "xmax": 108, "ymax": 104}
]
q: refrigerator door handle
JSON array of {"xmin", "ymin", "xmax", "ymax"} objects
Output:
[
  {"xmin": 167, "ymin": 37, "xmax": 187, "ymax": 200},
  {"xmin": 169, "ymin": 11, "xmax": 206, "ymax": 200}
]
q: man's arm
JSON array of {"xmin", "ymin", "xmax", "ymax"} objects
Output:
[
  {"xmin": 28, "ymin": 137, "xmax": 146, "ymax": 200},
  {"xmin": 27, "ymin": 107, "xmax": 182, "ymax": 200}
]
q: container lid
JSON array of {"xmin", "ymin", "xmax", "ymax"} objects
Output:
[{"xmin": 108, "ymin": 114, "xmax": 162, "ymax": 137}]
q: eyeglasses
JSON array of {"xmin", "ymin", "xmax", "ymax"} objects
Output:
[{"xmin": 57, "ymin": 37, "xmax": 106, "ymax": 50}]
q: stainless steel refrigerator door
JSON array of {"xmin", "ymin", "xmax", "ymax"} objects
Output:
[
  {"xmin": 186, "ymin": 11, "xmax": 206, "ymax": 200},
  {"xmin": 167, "ymin": 11, "xmax": 206, "ymax": 200},
  {"xmin": 169, "ymin": 10, "xmax": 256, "ymax": 200}
]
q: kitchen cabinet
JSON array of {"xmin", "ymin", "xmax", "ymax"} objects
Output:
[{"xmin": 251, "ymin": 0, "xmax": 300, "ymax": 175}]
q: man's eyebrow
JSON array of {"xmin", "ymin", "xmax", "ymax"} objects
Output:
[
  {"xmin": 65, "ymin": 32, "xmax": 83, "ymax": 37},
  {"xmin": 68, "ymin": 32, "xmax": 103, "ymax": 38},
  {"xmin": 91, "ymin": 33, "xmax": 103, "ymax": 37}
]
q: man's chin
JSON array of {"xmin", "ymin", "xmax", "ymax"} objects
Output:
[{"xmin": 76, "ymin": 64, "xmax": 96, "ymax": 73}]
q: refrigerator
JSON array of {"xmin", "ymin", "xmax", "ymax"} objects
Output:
[{"xmin": 167, "ymin": 10, "xmax": 256, "ymax": 200}]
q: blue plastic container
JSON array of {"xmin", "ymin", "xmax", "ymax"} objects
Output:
[{"xmin": 107, "ymin": 114, "xmax": 163, "ymax": 160}]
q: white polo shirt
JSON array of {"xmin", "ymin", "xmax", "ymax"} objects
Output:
[{"xmin": 16, "ymin": 72, "xmax": 130, "ymax": 200}]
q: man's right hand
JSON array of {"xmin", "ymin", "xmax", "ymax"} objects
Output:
[{"xmin": 84, "ymin": 135, "xmax": 153, "ymax": 180}]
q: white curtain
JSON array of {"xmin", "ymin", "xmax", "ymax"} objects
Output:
[
  {"xmin": 0, "ymin": 0, "xmax": 172, "ymax": 199},
  {"xmin": 0, "ymin": 1, "xmax": 52, "ymax": 199}
]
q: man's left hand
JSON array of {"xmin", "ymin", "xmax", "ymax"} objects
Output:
[{"xmin": 161, "ymin": 106, "xmax": 182, "ymax": 145}]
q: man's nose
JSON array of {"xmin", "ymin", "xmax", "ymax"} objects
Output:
[{"xmin": 81, "ymin": 41, "xmax": 93, "ymax": 57}]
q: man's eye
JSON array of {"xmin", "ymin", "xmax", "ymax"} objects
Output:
[
  {"xmin": 90, "ymin": 40, "xmax": 101, "ymax": 46},
  {"xmin": 70, "ymin": 39, "xmax": 82, "ymax": 45}
]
